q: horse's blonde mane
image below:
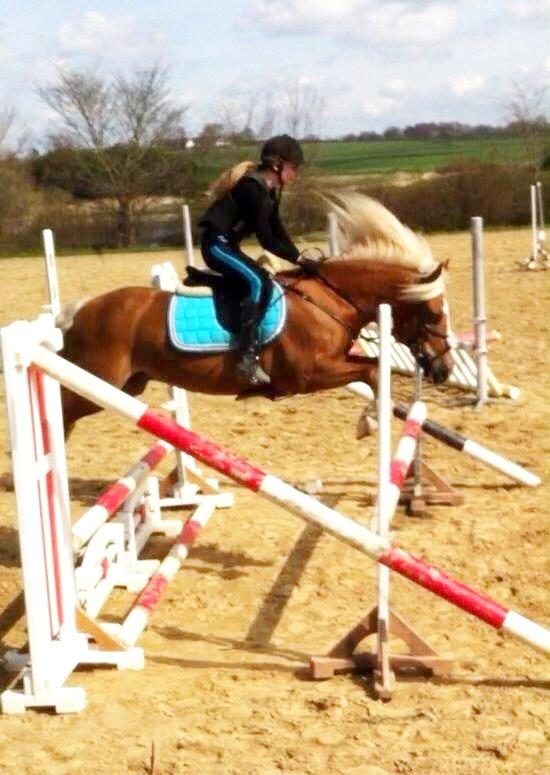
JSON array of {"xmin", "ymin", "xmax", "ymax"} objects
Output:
[{"xmin": 326, "ymin": 192, "xmax": 437, "ymax": 275}]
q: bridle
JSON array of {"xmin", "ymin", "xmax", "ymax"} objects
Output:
[
  {"xmin": 278, "ymin": 265, "xmax": 369, "ymax": 340},
  {"xmin": 401, "ymin": 319, "xmax": 454, "ymax": 372},
  {"xmin": 280, "ymin": 262, "xmax": 454, "ymax": 373}
]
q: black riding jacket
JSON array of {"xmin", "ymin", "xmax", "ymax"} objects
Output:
[{"xmin": 199, "ymin": 173, "xmax": 300, "ymax": 262}]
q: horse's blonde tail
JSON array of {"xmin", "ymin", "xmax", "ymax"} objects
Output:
[
  {"xmin": 56, "ymin": 298, "xmax": 91, "ymax": 334},
  {"xmin": 208, "ymin": 161, "xmax": 256, "ymax": 201}
]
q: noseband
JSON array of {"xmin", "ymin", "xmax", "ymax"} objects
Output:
[{"xmin": 405, "ymin": 322, "xmax": 453, "ymax": 372}]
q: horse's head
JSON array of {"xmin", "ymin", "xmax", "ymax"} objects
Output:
[
  {"xmin": 392, "ymin": 262, "xmax": 454, "ymax": 384},
  {"xmin": 322, "ymin": 192, "xmax": 455, "ymax": 384}
]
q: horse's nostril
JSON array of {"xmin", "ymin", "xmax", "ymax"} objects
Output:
[{"xmin": 432, "ymin": 363, "xmax": 451, "ymax": 384}]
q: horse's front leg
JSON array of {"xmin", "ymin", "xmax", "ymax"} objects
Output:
[{"xmin": 304, "ymin": 355, "xmax": 379, "ymax": 393}]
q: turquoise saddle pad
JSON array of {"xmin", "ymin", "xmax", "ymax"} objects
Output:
[{"xmin": 167, "ymin": 282, "xmax": 287, "ymax": 353}]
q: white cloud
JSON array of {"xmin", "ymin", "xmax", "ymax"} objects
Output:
[
  {"xmin": 450, "ymin": 74, "xmax": 486, "ymax": 96},
  {"xmin": 245, "ymin": 0, "xmax": 457, "ymax": 47},
  {"xmin": 0, "ymin": 37, "xmax": 13, "ymax": 64},
  {"xmin": 363, "ymin": 96, "xmax": 396, "ymax": 115},
  {"xmin": 512, "ymin": 0, "xmax": 550, "ymax": 19},
  {"xmin": 383, "ymin": 78, "xmax": 408, "ymax": 96},
  {"xmin": 58, "ymin": 11, "xmax": 165, "ymax": 61}
]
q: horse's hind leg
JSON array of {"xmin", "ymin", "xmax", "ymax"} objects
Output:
[
  {"xmin": 123, "ymin": 372, "xmax": 149, "ymax": 397},
  {"xmin": 62, "ymin": 372, "xmax": 149, "ymax": 438},
  {"xmin": 61, "ymin": 387, "xmax": 104, "ymax": 438}
]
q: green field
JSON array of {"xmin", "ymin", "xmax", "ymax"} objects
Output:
[
  {"xmin": 193, "ymin": 135, "xmax": 531, "ymax": 183},
  {"xmin": 308, "ymin": 136, "xmax": 529, "ymax": 174}
]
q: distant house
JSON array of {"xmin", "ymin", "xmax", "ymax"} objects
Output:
[
  {"xmin": 214, "ymin": 138, "xmax": 230, "ymax": 147},
  {"xmin": 185, "ymin": 138, "xmax": 195, "ymax": 149}
]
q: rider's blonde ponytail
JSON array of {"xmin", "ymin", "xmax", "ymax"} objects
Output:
[{"xmin": 207, "ymin": 160, "xmax": 256, "ymax": 201}]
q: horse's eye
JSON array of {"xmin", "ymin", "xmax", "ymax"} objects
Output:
[{"xmin": 424, "ymin": 308, "xmax": 442, "ymax": 324}]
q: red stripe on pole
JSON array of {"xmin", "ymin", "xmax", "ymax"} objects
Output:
[
  {"xmin": 142, "ymin": 443, "xmax": 169, "ymax": 469},
  {"xmin": 379, "ymin": 546, "xmax": 508, "ymax": 629},
  {"xmin": 138, "ymin": 408, "xmax": 266, "ymax": 491},
  {"xmin": 135, "ymin": 573, "xmax": 169, "ymax": 612},
  {"xmin": 130, "ymin": 517, "xmax": 206, "ymax": 615},
  {"xmin": 390, "ymin": 459, "xmax": 409, "ymax": 489},
  {"xmin": 34, "ymin": 369, "xmax": 65, "ymax": 628},
  {"xmin": 403, "ymin": 418, "xmax": 421, "ymax": 438},
  {"xmin": 96, "ymin": 482, "xmax": 132, "ymax": 514},
  {"xmin": 179, "ymin": 519, "xmax": 202, "ymax": 547}
]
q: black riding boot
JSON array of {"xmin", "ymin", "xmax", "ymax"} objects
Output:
[{"xmin": 237, "ymin": 300, "xmax": 271, "ymax": 386}]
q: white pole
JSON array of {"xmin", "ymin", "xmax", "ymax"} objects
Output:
[
  {"xmin": 42, "ymin": 229, "xmax": 61, "ymax": 318},
  {"xmin": 412, "ymin": 366, "xmax": 423, "ymax": 502},
  {"xmin": 375, "ymin": 305, "xmax": 392, "ymax": 666},
  {"xmin": 327, "ymin": 212, "xmax": 339, "ymax": 257},
  {"xmin": 536, "ymin": 181, "xmax": 544, "ymax": 233},
  {"xmin": 182, "ymin": 204, "xmax": 195, "ymax": 268},
  {"xmin": 471, "ymin": 217, "xmax": 488, "ymax": 408},
  {"xmin": 531, "ymin": 185, "xmax": 538, "ymax": 264}
]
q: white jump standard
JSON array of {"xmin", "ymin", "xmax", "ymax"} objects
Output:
[{"xmin": 0, "ymin": 314, "xmax": 233, "ymax": 714}]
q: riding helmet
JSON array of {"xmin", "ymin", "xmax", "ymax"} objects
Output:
[{"xmin": 260, "ymin": 134, "xmax": 305, "ymax": 167}]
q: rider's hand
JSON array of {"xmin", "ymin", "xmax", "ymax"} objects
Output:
[{"xmin": 297, "ymin": 247, "xmax": 326, "ymax": 275}]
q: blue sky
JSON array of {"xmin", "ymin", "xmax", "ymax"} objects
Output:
[{"xmin": 1, "ymin": 0, "xmax": 548, "ymax": 146}]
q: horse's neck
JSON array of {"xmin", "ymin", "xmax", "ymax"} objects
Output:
[{"xmin": 321, "ymin": 259, "xmax": 410, "ymax": 321}]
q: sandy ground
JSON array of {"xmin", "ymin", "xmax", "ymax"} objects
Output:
[{"xmin": 0, "ymin": 229, "xmax": 548, "ymax": 774}]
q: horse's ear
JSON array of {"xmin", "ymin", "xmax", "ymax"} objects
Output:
[{"xmin": 423, "ymin": 263, "xmax": 443, "ymax": 283}]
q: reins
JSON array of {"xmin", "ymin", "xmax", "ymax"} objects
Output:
[{"xmin": 277, "ymin": 271, "xmax": 360, "ymax": 338}]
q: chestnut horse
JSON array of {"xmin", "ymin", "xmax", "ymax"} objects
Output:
[{"xmin": 60, "ymin": 194, "xmax": 454, "ymax": 434}]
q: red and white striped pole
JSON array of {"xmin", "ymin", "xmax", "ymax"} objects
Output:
[
  {"xmin": 119, "ymin": 501, "xmax": 214, "ymax": 645},
  {"xmin": 30, "ymin": 343, "xmax": 550, "ymax": 655},
  {"xmin": 347, "ymin": 382, "xmax": 540, "ymax": 487},
  {"xmin": 382, "ymin": 401, "xmax": 426, "ymax": 527},
  {"xmin": 72, "ymin": 441, "xmax": 172, "ymax": 551}
]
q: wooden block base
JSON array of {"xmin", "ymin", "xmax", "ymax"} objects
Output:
[{"xmin": 310, "ymin": 606, "xmax": 454, "ymax": 696}]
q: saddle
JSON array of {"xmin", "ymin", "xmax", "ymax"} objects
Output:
[
  {"xmin": 184, "ymin": 266, "xmax": 227, "ymax": 291},
  {"xmin": 165, "ymin": 265, "xmax": 287, "ymax": 353},
  {"xmin": 184, "ymin": 266, "xmax": 244, "ymax": 332}
]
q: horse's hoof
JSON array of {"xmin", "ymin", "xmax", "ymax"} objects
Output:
[
  {"xmin": 0, "ymin": 472, "xmax": 14, "ymax": 491},
  {"xmin": 356, "ymin": 410, "xmax": 378, "ymax": 439}
]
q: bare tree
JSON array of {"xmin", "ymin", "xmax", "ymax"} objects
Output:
[
  {"xmin": 281, "ymin": 81, "xmax": 325, "ymax": 139},
  {"xmin": 504, "ymin": 81, "xmax": 549, "ymax": 170},
  {"xmin": 213, "ymin": 79, "xmax": 325, "ymax": 147},
  {"xmin": 38, "ymin": 64, "xmax": 188, "ymax": 245},
  {"xmin": 218, "ymin": 88, "xmax": 261, "ymax": 143},
  {"xmin": 0, "ymin": 106, "xmax": 16, "ymax": 153}
]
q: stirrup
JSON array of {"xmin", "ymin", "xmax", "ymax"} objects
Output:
[{"xmin": 237, "ymin": 353, "xmax": 271, "ymax": 387}]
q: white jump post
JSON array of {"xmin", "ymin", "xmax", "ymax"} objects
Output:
[
  {"xmin": 42, "ymin": 229, "xmax": 61, "ymax": 317},
  {"xmin": 374, "ymin": 304, "xmax": 392, "ymax": 692},
  {"xmin": 22, "ymin": 331, "xmax": 549, "ymax": 656},
  {"xmin": 471, "ymin": 217, "xmax": 488, "ymax": 409},
  {"xmin": 531, "ymin": 184, "xmax": 538, "ymax": 266},
  {"xmin": 536, "ymin": 181, "xmax": 544, "ymax": 234},
  {"xmin": 182, "ymin": 203, "xmax": 195, "ymax": 268},
  {"xmin": 523, "ymin": 182, "xmax": 548, "ymax": 270}
]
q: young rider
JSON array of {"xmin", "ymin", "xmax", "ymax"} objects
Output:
[{"xmin": 198, "ymin": 134, "xmax": 305, "ymax": 387}]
